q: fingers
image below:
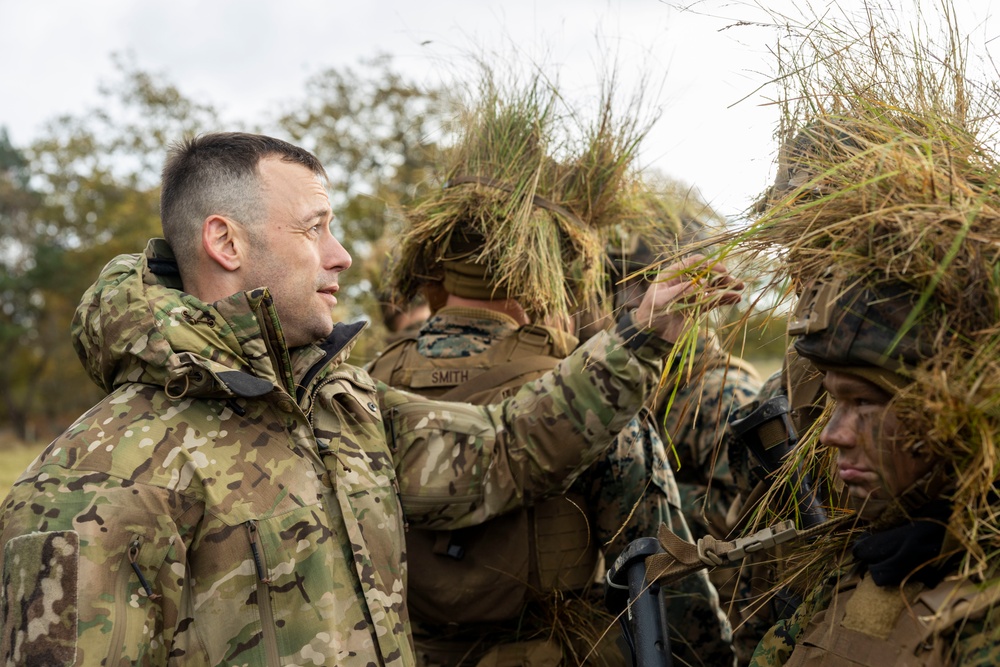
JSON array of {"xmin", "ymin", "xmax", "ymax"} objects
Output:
[
  {"xmin": 632, "ymin": 255, "xmax": 745, "ymax": 343},
  {"xmin": 651, "ymin": 258, "xmax": 744, "ymax": 309},
  {"xmin": 656, "ymin": 255, "xmax": 742, "ymax": 292}
]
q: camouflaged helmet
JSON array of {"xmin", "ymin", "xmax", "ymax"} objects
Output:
[
  {"xmin": 789, "ymin": 273, "xmax": 935, "ymax": 393},
  {"xmin": 753, "ymin": 120, "xmax": 862, "ymax": 214}
]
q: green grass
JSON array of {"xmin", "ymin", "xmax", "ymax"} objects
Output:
[{"xmin": 0, "ymin": 439, "xmax": 46, "ymax": 499}]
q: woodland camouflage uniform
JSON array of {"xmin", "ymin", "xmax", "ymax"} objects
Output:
[{"xmin": 0, "ymin": 239, "xmax": 672, "ymax": 667}]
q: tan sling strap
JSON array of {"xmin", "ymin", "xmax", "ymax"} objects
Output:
[
  {"xmin": 437, "ymin": 354, "xmax": 561, "ymax": 402},
  {"xmin": 643, "ymin": 514, "xmax": 855, "ymax": 586}
]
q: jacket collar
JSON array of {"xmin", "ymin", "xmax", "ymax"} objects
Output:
[{"xmin": 73, "ymin": 238, "xmax": 366, "ymax": 400}]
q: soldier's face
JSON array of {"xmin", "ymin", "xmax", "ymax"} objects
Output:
[
  {"xmin": 243, "ymin": 157, "xmax": 352, "ymax": 348},
  {"xmin": 820, "ymin": 370, "xmax": 933, "ymax": 504}
]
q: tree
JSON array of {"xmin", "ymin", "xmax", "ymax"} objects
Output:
[
  {"xmin": 0, "ymin": 128, "xmax": 48, "ymax": 440},
  {"xmin": 1, "ymin": 56, "xmax": 453, "ymax": 438},
  {"xmin": 0, "ymin": 59, "xmax": 220, "ymax": 439}
]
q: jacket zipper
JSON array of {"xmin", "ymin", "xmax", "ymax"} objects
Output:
[
  {"xmin": 246, "ymin": 520, "xmax": 282, "ymax": 666},
  {"xmin": 107, "ymin": 534, "xmax": 145, "ymax": 666},
  {"xmin": 306, "ymin": 375, "xmax": 338, "ymax": 429}
]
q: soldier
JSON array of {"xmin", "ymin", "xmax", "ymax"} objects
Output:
[
  {"xmin": 367, "ymin": 76, "xmax": 736, "ymax": 666},
  {"xmin": 380, "ymin": 291, "xmax": 432, "ymax": 342},
  {"xmin": 599, "ymin": 191, "xmax": 761, "ymax": 544},
  {"xmin": 732, "ymin": 8, "xmax": 1000, "ymax": 664},
  {"xmin": 0, "ymin": 131, "xmax": 744, "ymax": 666}
]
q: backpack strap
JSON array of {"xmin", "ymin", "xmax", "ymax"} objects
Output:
[{"xmin": 917, "ymin": 578, "xmax": 1000, "ymax": 640}]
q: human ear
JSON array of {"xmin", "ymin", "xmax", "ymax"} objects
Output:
[{"xmin": 202, "ymin": 215, "xmax": 243, "ymax": 271}]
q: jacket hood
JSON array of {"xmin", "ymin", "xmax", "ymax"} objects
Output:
[{"xmin": 72, "ymin": 238, "xmax": 366, "ymax": 398}]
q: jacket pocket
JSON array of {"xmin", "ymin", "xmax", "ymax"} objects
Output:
[
  {"xmin": 107, "ymin": 533, "xmax": 170, "ymax": 666},
  {"xmin": 245, "ymin": 520, "xmax": 282, "ymax": 667}
]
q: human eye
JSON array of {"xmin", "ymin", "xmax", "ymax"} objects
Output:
[{"xmin": 854, "ymin": 391, "xmax": 889, "ymax": 409}]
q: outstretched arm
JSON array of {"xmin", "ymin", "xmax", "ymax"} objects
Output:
[{"xmin": 387, "ymin": 256, "xmax": 745, "ymax": 529}]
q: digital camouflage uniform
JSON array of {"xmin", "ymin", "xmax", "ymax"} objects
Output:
[
  {"xmin": 0, "ymin": 240, "xmax": 672, "ymax": 667},
  {"xmin": 721, "ymin": 353, "xmax": 826, "ymax": 665},
  {"xmin": 654, "ymin": 334, "xmax": 760, "ymax": 663},
  {"xmin": 658, "ymin": 335, "xmax": 760, "ymax": 540},
  {"xmin": 366, "ymin": 307, "xmax": 736, "ymax": 667}
]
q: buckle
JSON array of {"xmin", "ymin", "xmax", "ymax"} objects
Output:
[{"xmin": 726, "ymin": 521, "xmax": 798, "ymax": 561}]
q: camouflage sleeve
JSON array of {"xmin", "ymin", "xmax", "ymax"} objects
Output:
[
  {"xmin": 748, "ymin": 578, "xmax": 830, "ymax": 667},
  {"xmin": 660, "ymin": 363, "xmax": 761, "ymax": 539},
  {"xmin": 583, "ymin": 407, "xmax": 679, "ymax": 557},
  {"xmin": 946, "ymin": 601, "xmax": 1000, "ymax": 666},
  {"xmin": 383, "ymin": 327, "xmax": 664, "ymax": 529}
]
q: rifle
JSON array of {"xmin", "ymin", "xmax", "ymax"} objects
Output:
[
  {"xmin": 604, "ymin": 537, "xmax": 673, "ymax": 667},
  {"xmin": 604, "ymin": 394, "xmax": 828, "ymax": 667},
  {"xmin": 728, "ymin": 394, "xmax": 826, "ymax": 529}
]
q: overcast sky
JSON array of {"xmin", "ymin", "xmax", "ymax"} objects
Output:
[{"xmin": 1, "ymin": 0, "xmax": 996, "ymax": 219}]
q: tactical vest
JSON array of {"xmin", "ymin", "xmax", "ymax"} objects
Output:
[
  {"xmin": 784, "ymin": 569, "xmax": 1000, "ymax": 666},
  {"xmin": 368, "ymin": 323, "xmax": 601, "ymax": 626}
]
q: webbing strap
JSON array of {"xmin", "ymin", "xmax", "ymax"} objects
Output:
[{"xmin": 644, "ymin": 515, "xmax": 854, "ymax": 585}]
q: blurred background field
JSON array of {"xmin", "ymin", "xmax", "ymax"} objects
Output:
[{"xmin": 0, "ymin": 435, "xmax": 44, "ymax": 499}]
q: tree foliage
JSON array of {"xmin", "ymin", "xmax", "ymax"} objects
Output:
[
  {"xmin": 0, "ymin": 58, "xmax": 221, "ymax": 439},
  {"xmin": 1, "ymin": 56, "xmax": 451, "ymax": 438}
]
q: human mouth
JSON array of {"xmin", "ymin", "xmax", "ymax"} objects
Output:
[
  {"xmin": 837, "ymin": 463, "xmax": 875, "ymax": 485},
  {"xmin": 319, "ymin": 285, "xmax": 339, "ymax": 306}
]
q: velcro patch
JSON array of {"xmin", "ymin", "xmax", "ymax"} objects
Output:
[
  {"xmin": 2, "ymin": 531, "xmax": 79, "ymax": 665},
  {"xmin": 842, "ymin": 573, "xmax": 920, "ymax": 639}
]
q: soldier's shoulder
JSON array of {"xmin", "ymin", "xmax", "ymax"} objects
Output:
[{"xmin": 366, "ymin": 335, "xmax": 419, "ymax": 379}]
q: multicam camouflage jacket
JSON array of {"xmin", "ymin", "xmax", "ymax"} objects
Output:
[
  {"xmin": 366, "ymin": 307, "xmax": 736, "ymax": 667},
  {"xmin": 0, "ymin": 240, "xmax": 669, "ymax": 667}
]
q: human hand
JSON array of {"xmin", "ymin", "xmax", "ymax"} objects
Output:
[{"xmin": 633, "ymin": 254, "xmax": 744, "ymax": 343}]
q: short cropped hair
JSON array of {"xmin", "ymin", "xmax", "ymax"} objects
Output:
[{"xmin": 160, "ymin": 132, "xmax": 327, "ymax": 276}]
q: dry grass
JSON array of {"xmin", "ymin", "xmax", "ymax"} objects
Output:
[
  {"xmin": 701, "ymin": 0, "xmax": 1000, "ymax": 596},
  {"xmin": 390, "ymin": 65, "xmax": 652, "ymax": 325}
]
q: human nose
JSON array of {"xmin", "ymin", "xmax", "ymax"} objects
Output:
[
  {"xmin": 323, "ymin": 231, "xmax": 352, "ymax": 272},
  {"xmin": 819, "ymin": 404, "xmax": 855, "ymax": 450}
]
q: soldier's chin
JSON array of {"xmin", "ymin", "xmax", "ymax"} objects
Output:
[{"xmin": 846, "ymin": 488, "xmax": 889, "ymax": 520}]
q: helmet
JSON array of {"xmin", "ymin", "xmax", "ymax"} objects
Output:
[{"xmin": 789, "ymin": 273, "xmax": 935, "ymax": 393}]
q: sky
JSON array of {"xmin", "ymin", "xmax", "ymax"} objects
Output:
[{"xmin": 1, "ymin": 0, "xmax": 996, "ymax": 219}]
